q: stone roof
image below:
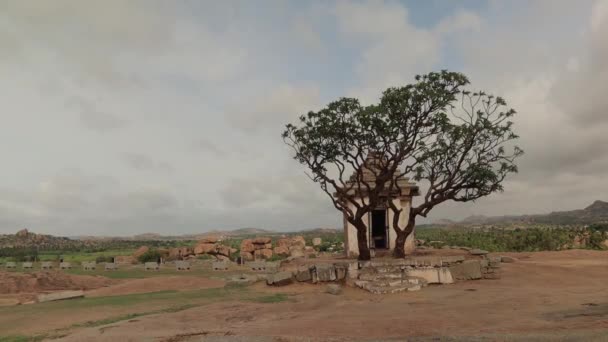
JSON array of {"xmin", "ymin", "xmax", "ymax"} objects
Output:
[{"xmin": 336, "ymin": 152, "xmax": 420, "ymax": 199}]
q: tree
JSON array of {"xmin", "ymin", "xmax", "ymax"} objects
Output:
[{"xmin": 282, "ymin": 71, "xmax": 522, "ymax": 260}]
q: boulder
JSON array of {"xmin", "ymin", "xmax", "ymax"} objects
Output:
[
  {"xmin": 215, "ymin": 255, "xmax": 231, "ymax": 262},
  {"xmin": 273, "ymin": 246, "xmax": 290, "ymax": 257},
  {"xmin": 326, "ymin": 284, "xmax": 342, "ymax": 295},
  {"xmin": 267, "ymin": 271, "xmax": 293, "ymax": 286},
  {"xmin": 314, "ymin": 264, "xmax": 336, "ymax": 282},
  {"xmin": 277, "ymin": 238, "xmax": 291, "ymax": 247},
  {"xmin": 194, "ymin": 243, "xmax": 216, "ymax": 255},
  {"xmin": 240, "ymin": 251, "xmax": 254, "ymax": 261},
  {"xmin": 335, "ymin": 264, "xmax": 347, "ymax": 280},
  {"xmin": 216, "ymin": 245, "xmax": 232, "ymax": 257},
  {"xmin": 199, "ymin": 236, "xmax": 218, "ymax": 244},
  {"xmin": 470, "ymin": 249, "xmax": 489, "ymax": 256},
  {"xmin": 133, "ymin": 246, "xmax": 149, "ymax": 259},
  {"xmin": 290, "ymin": 249, "xmax": 304, "ymax": 258},
  {"xmin": 240, "ymin": 239, "xmax": 255, "ymax": 253},
  {"xmin": 449, "ymin": 260, "xmax": 482, "ymax": 280},
  {"xmin": 295, "ymin": 267, "xmax": 312, "ymax": 282},
  {"xmin": 291, "ymin": 236, "xmax": 306, "ymax": 248},
  {"xmin": 253, "ymin": 237, "xmax": 272, "ymax": 244},
  {"xmin": 312, "ymin": 238, "xmax": 322, "ymax": 246},
  {"xmin": 254, "ymin": 248, "xmax": 273, "ymax": 260}
]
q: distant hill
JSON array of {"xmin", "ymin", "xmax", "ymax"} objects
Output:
[
  {"xmin": 435, "ymin": 200, "xmax": 608, "ymax": 226},
  {"xmin": 0, "ymin": 229, "xmax": 83, "ymax": 249}
]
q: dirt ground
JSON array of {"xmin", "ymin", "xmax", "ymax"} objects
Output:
[
  {"xmin": 85, "ymin": 276, "xmax": 225, "ymax": 297},
  {"xmin": 42, "ymin": 249, "xmax": 608, "ymax": 342}
]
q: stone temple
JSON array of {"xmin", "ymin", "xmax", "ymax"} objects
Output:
[{"xmin": 337, "ymin": 153, "xmax": 420, "ymax": 258}]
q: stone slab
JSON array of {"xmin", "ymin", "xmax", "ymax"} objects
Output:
[
  {"xmin": 449, "ymin": 260, "xmax": 482, "ymax": 280},
  {"xmin": 144, "ymin": 262, "xmax": 159, "ymax": 270},
  {"xmin": 37, "ymin": 290, "xmax": 84, "ymax": 303},
  {"xmin": 104, "ymin": 263, "xmax": 117, "ymax": 270},
  {"xmin": 266, "ymin": 271, "xmax": 293, "ymax": 286},
  {"xmin": 212, "ymin": 261, "xmax": 229, "ymax": 270}
]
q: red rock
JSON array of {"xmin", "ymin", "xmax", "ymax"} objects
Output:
[
  {"xmin": 216, "ymin": 245, "xmax": 231, "ymax": 257},
  {"xmin": 240, "ymin": 251, "xmax": 254, "ymax": 261},
  {"xmin": 241, "ymin": 239, "xmax": 255, "ymax": 253},
  {"xmin": 253, "ymin": 237, "xmax": 271, "ymax": 244},
  {"xmin": 194, "ymin": 243, "xmax": 217, "ymax": 255},
  {"xmin": 273, "ymin": 246, "xmax": 289, "ymax": 257},
  {"xmin": 254, "ymin": 248, "xmax": 273, "ymax": 260}
]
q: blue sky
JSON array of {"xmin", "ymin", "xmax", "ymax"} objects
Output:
[{"xmin": 0, "ymin": 0, "xmax": 607, "ymax": 236}]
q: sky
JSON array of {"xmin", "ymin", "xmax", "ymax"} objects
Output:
[{"xmin": 1, "ymin": 0, "xmax": 607, "ymax": 236}]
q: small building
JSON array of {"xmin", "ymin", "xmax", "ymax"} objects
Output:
[{"xmin": 338, "ymin": 153, "xmax": 420, "ymax": 258}]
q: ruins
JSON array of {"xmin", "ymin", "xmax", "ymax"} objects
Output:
[{"xmin": 338, "ymin": 153, "xmax": 420, "ymax": 258}]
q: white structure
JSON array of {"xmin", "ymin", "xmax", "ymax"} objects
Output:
[{"xmin": 339, "ymin": 153, "xmax": 420, "ymax": 258}]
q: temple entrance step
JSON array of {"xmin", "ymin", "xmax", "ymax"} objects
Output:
[{"xmin": 355, "ymin": 280, "xmax": 422, "ymax": 294}]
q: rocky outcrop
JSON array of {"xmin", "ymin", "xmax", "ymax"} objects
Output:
[
  {"xmin": 240, "ymin": 237, "xmax": 274, "ymax": 260},
  {"xmin": 190, "ymin": 239, "xmax": 233, "ymax": 260}
]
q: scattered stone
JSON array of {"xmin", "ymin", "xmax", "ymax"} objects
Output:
[
  {"xmin": 470, "ymin": 249, "xmax": 489, "ymax": 256},
  {"xmin": 60, "ymin": 262, "xmax": 72, "ymax": 270},
  {"xmin": 248, "ymin": 261, "xmax": 266, "ymax": 271},
  {"xmin": 176, "ymin": 261, "xmax": 191, "ymax": 270},
  {"xmin": 266, "ymin": 271, "xmax": 293, "ymax": 286},
  {"xmin": 22, "ymin": 262, "xmax": 33, "ymax": 269},
  {"xmin": 41, "ymin": 262, "xmax": 54, "ymax": 270},
  {"xmin": 313, "ymin": 264, "xmax": 336, "ymax": 282},
  {"xmin": 82, "ymin": 262, "xmax": 96, "ymax": 271},
  {"xmin": 460, "ymin": 247, "xmax": 472, "ymax": 251},
  {"xmin": 295, "ymin": 267, "xmax": 312, "ymax": 282},
  {"xmin": 37, "ymin": 290, "xmax": 84, "ymax": 303},
  {"xmin": 144, "ymin": 262, "xmax": 159, "ymax": 271},
  {"xmin": 5, "ymin": 262, "xmax": 16, "ymax": 269},
  {"xmin": 326, "ymin": 284, "xmax": 342, "ymax": 295},
  {"xmin": 449, "ymin": 260, "xmax": 482, "ymax": 280},
  {"xmin": 212, "ymin": 261, "xmax": 229, "ymax": 271},
  {"xmin": 104, "ymin": 263, "xmax": 117, "ymax": 271},
  {"xmin": 501, "ymin": 256, "xmax": 516, "ymax": 263},
  {"xmin": 335, "ymin": 264, "xmax": 348, "ymax": 280}
]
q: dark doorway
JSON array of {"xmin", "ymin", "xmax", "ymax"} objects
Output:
[{"xmin": 371, "ymin": 209, "xmax": 387, "ymax": 249}]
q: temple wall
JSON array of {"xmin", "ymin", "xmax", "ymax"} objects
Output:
[{"xmin": 344, "ymin": 197, "xmax": 415, "ymax": 258}]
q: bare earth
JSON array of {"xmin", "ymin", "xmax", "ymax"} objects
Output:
[{"xmin": 46, "ymin": 250, "xmax": 608, "ymax": 342}]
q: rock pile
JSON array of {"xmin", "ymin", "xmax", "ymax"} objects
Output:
[
  {"xmin": 275, "ymin": 235, "xmax": 315, "ymax": 258},
  {"xmin": 189, "ymin": 237, "xmax": 237, "ymax": 261},
  {"xmin": 240, "ymin": 237, "xmax": 273, "ymax": 260}
]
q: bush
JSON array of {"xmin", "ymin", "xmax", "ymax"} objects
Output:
[
  {"xmin": 95, "ymin": 256, "xmax": 111, "ymax": 263},
  {"xmin": 137, "ymin": 250, "xmax": 162, "ymax": 263}
]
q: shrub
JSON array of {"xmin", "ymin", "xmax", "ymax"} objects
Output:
[
  {"xmin": 137, "ymin": 249, "xmax": 162, "ymax": 263},
  {"xmin": 96, "ymin": 256, "xmax": 111, "ymax": 263}
]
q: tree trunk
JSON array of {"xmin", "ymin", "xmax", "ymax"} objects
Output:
[
  {"xmin": 354, "ymin": 219, "xmax": 371, "ymax": 261},
  {"xmin": 393, "ymin": 216, "xmax": 416, "ymax": 258}
]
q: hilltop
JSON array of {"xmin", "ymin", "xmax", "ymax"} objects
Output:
[
  {"xmin": 436, "ymin": 200, "xmax": 608, "ymax": 226},
  {"xmin": 0, "ymin": 229, "xmax": 84, "ymax": 250}
]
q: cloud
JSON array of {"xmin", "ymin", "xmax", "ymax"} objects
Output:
[
  {"xmin": 122, "ymin": 153, "xmax": 173, "ymax": 173},
  {"xmin": 228, "ymin": 84, "xmax": 321, "ymax": 131}
]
